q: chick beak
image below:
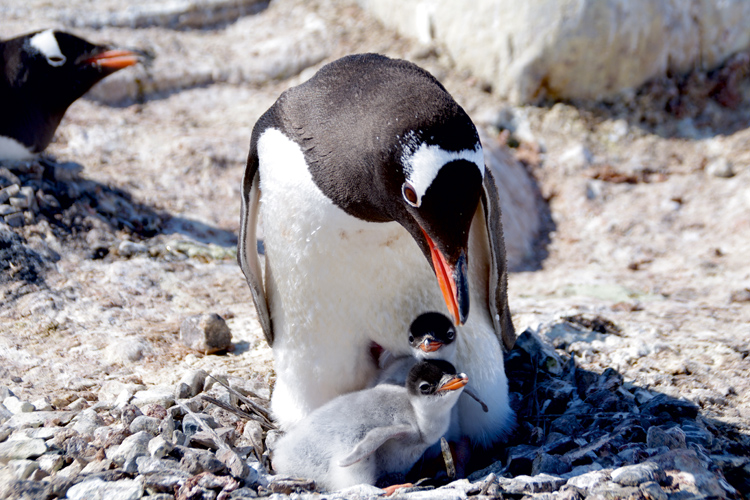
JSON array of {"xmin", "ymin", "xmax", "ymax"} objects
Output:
[
  {"xmin": 419, "ymin": 339, "xmax": 444, "ymax": 353},
  {"xmin": 437, "ymin": 373, "xmax": 468, "ymax": 392}
]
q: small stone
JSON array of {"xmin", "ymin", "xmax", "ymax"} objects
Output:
[
  {"xmin": 159, "ymin": 415, "xmax": 176, "ymax": 442},
  {"xmin": 132, "ymin": 387, "xmax": 175, "ymax": 410},
  {"xmin": 37, "ymin": 453, "xmax": 65, "ymax": 474},
  {"xmin": 71, "ymin": 408, "xmax": 105, "ymax": 436},
  {"xmin": 4, "ymin": 211, "xmax": 24, "ymax": 227},
  {"xmin": 216, "ymin": 447, "xmax": 250, "ymax": 478},
  {"xmin": 118, "ymin": 240, "xmax": 149, "ymax": 258},
  {"xmin": 532, "ymin": 453, "xmax": 571, "ymax": 475},
  {"xmin": 504, "ymin": 444, "xmax": 538, "ymax": 476},
  {"xmin": 130, "ymin": 415, "xmax": 161, "ymax": 436},
  {"xmin": 0, "ymin": 184, "xmax": 20, "ymax": 204},
  {"xmin": 564, "ymin": 469, "xmax": 610, "ymax": 491},
  {"xmin": 142, "ymin": 471, "xmax": 192, "ymax": 493},
  {"xmin": 136, "ymin": 455, "xmax": 182, "ymax": 474},
  {"xmin": 705, "ymin": 157, "xmax": 734, "ymax": 178},
  {"xmin": 190, "ymin": 427, "xmax": 237, "ymax": 450},
  {"xmin": 66, "ymin": 398, "xmax": 89, "ymax": 410},
  {"xmin": 550, "ymin": 415, "xmax": 583, "ymax": 435},
  {"xmin": 611, "ymin": 461, "xmax": 664, "ymax": 486},
  {"xmin": 66, "ymin": 477, "xmax": 144, "ymax": 500},
  {"xmin": 30, "ymin": 397, "xmax": 53, "ymax": 412},
  {"xmin": 180, "ymin": 313, "xmax": 233, "ymax": 354},
  {"xmin": 515, "ymin": 329, "xmax": 564, "ymax": 375},
  {"xmin": 7, "ymin": 459, "xmax": 39, "ymax": 480},
  {"xmin": 110, "ymin": 431, "xmax": 152, "ymax": 466},
  {"xmin": 229, "ymin": 487, "xmax": 259, "ymax": 498},
  {"xmin": 646, "ymin": 426, "xmax": 687, "ymax": 450},
  {"xmin": 176, "ymin": 369, "xmax": 207, "ymax": 399},
  {"xmin": 0, "ymin": 404, "xmax": 12, "ymax": 425},
  {"xmin": 640, "ymin": 481, "xmax": 668, "ymax": 500},
  {"xmin": 148, "ymin": 435, "xmax": 174, "ymax": 459},
  {"xmin": 0, "ymin": 437, "xmax": 47, "ymax": 460},
  {"xmin": 177, "ymin": 446, "xmax": 226, "ymax": 475},
  {"xmin": 3, "ymin": 397, "xmax": 34, "ymax": 414},
  {"xmin": 52, "ymin": 162, "xmax": 83, "ymax": 182},
  {"xmin": 496, "ymin": 473, "xmax": 567, "ymax": 494}
]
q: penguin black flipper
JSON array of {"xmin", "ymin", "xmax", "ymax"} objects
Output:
[
  {"xmin": 337, "ymin": 424, "xmax": 412, "ymax": 467},
  {"xmin": 481, "ymin": 167, "xmax": 516, "ymax": 352},
  {"xmin": 238, "ymin": 108, "xmax": 277, "ymax": 345}
]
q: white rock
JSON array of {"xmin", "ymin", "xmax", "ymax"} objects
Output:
[
  {"xmin": 66, "ymin": 477, "xmax": 144, "ymax": 500},
  {"xmin": 148, "ymin": 435, "xmax": 173, "ymax": 459},
  {"xmin": 132, "ymin": 386, "xmax": 175, "ymax": 409},
  {"xmin": 7, "ymin": 459, "xmax": 38, "ymax": 480},
  {"xmin": 358, "ymin": 0, "xmax": 750, "ymax": 103},
  {"xmin": 706, "ymin": 157, "xmax": 735, "ymax": 178},
  {"xmin": 3, "ymin": 397, "xmax": 34, "ymax": 414},
  {"xmin": 30, "ymin": 398, "xmax": 53, "ymax": 412},
  {"xmin": 37, "ymin": 453, "xmax": 65, "ymax": 474}
]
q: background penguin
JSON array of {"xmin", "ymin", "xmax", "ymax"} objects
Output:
[
  {"xmin": 238, "ymin": 53, "xmax": 516, "ymax": 448},
  {"xmin": 271, "ymin": 359, "xmax": 467, "ymax": 492},
  {"xmin": 0, "ymin": 29, "xmax": 141, "ymax": 160}
]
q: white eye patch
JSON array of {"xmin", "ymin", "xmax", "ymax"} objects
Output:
[
  {"xmin": 30, "ymin": 29, "xmax": 66, "ymax": 67},
  {"xmin": 402, "ymin": 142, "xmax": 485, "ymax": 203}
]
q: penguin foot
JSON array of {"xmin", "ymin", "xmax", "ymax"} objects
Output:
[{"xmin": 383, "ymin": 483, "xmax": 413, "ymax": 496}]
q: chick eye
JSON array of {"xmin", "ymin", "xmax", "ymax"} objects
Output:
[
  {"xmin": 402, "ymin": 182, "xmax": 420, "ymax": 207},
  {"xmin": 419, "ymin": 382, "xmax": 431, "ymax": 394},
  {"xmin": 446, "ymin": 329, "xmax": 455, "ymax": 340},
  {"xmin": 408, "ymin": 335, "xmax": 414, "ymax": 344}
]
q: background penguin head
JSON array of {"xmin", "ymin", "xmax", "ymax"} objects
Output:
[{"xmin": 5, "ymin": 30, "xmax": 139, "ymax": 108}]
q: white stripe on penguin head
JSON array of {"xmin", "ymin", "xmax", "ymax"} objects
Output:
[
  {"xmin": 30, "ymin": 30, "xmax": 66, "ymax": 67},
  {"xmin": 402, "ymin": 142, "xmax": 485, "ymax": 206}
]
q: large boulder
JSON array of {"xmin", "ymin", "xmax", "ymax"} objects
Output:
[{"xmin": 358, "ymin": 0, "xmax": 750, "ymax": 103}]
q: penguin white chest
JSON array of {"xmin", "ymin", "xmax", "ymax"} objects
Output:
[{"xmin": 257, "ymin": 128, "xmax": 440, "ymax": 353}]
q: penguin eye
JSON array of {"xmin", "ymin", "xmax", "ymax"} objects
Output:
[
  {"xmin": 418, "ymin": 382, "xmax": 431, "ymax": 394},
  {"xmin": 408, "ymin": 335, "xmax": 414, "ymax": 344},
  {"xmin": 446, "ymin": 329, "xmax": 455, "ymax": 340},
  {"xmin": 402, "ymin": 182, "xmax": 420, "ymax": 207}
]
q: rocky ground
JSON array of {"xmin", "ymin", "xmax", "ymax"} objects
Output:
[{"xmin": 1, "ymin": 0, "xmax": 749, "ymax": 499}]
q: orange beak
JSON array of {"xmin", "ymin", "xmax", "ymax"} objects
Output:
[
  {"xmin": 86, "ymin": 49, "xmax": 140, "ymax": 69},
  {"xmin": 438, "ymin": 374, "xmax": 468, "ymax": 392},
  {"xmin": 421, "ymin": 228, "xmax": 469, "ymax": 325},
  {"xmin": 419, "ymin": 340, "xmax": 443, "ymax": 353}
]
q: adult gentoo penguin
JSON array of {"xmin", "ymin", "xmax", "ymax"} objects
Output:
[
  {"xmin": 238, "ymin": 53, "xmax": 516, "ymax": 447},
  {"xmin": 0, "ymin": 29, "xmax": 140, "ymax": 160},
  {"xmin": 272, "ymin": 360, "xmax": 467, "ymax": 492}
]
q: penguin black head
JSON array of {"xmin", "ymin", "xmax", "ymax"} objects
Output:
[
  {"xmin": 406, "ymin": 359, "xmax": 467, "ymax": 398},
  {"xmin": 408, "ymin": 312, "xmax": 456, "ymax": 354},
  {"xmin": 0, "ymin": 29, "xmax": 141, "ymax": 156},
  {"xmin": 282, "ymin": 54, "xmax": 485, "ymax": 326}
]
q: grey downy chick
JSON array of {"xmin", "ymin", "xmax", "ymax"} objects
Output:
[{"xmin": 271, "ymin": 359, "xmax": 467, "ymax": 492}]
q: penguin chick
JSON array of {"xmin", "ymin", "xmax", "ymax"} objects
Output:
[
  {"xmin": 271, "ymin": 359, "xmax": 467, "ymax": 492},
  {"xmin": 0, "ymin": 29, "xmax": 141, "ymax": 160},
  {"xmin": 374, "ymin": 312, "xmax": 458, "ymax": 387}
]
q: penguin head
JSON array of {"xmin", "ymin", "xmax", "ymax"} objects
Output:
[
  {"xmin": 408, "ymin": 312, "xmax": 457, "ymax": 361},
  {"xmin": 394, "ymin": 133, "xmax": 484, "ymax": 327},
  {"xmin": 407, "ymin": 359, "xmax": 467, "ymax": 401},
  {"xmin": 4, "ymin": 29, "xmax": 140, "ymax": 109}
]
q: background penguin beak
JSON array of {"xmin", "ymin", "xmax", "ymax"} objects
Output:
[
  {"xmin": 84, "ymin": 49, "xmax": 141, "ymax": 69},
  {"xmin": 421, "ymin": 228, "xmax": 470, "ymax": 325},
  {"xmin": 437, "ymin": 373, "xmax": 468, "ymax": 392}
]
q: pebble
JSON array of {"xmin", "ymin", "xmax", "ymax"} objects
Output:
[
  {"xmin": 610, "ymin": 461, "xmax": 664, "ymax": 486},
  {"xmin": 130, "ymin": 415, "xmax": 161, "ymax": 436},
  {"xmin": 180, "ymin": 313, "xmax": 233, "ymax": 354},
  {"xmin": 7, "ymin": 459, "xmax": 39, "ymax": 480},
  {"xmin": 66, "ymin": 476, "xmax": 144, "ymax": 500},
  {"xmin": 132, "ymin": 386, "xmax": 175, "ymax": 409},
  {"xmin": 0, "ymin": 437, "xmax": 47, "ymax": 460},
  {"xmin": 148, "ymin": 435, "xmax": 174, "ymax": 459},
  {"xmin": 705, "ymin": 157, "xmax": 735, "ymax": 178},
  {"xmin": 2, "ymin": 397, "xmax": 34, "ymax": 414}
]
